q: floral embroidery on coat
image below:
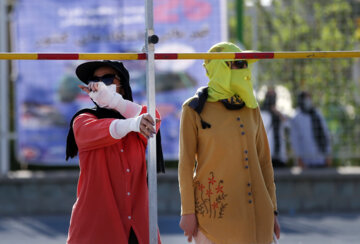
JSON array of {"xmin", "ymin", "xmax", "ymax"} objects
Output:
[{"xmin": 194, "ymin": 171, "xmax": 228, "ymax": 218}]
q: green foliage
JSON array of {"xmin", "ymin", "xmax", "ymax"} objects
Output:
[{"xmin": 231, "ymin": 0, "xmax": 360, "ymax": 164}]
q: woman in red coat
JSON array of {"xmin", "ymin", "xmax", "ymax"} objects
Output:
[{"xmin": 66, "ymin": 60, "xmax": 164, "ymax": 244}]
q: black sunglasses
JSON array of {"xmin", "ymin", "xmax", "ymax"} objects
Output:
[
  {"xmin": 88, "ymin": 74, "xmax": 119, "ymax": 85},
  {"xmin": 227, "ymin": 60, "xmax": 248, "ymax": 69}
]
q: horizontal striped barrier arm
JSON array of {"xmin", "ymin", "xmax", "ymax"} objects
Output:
[{"xmin": 0, "ymin": 51, "xmax": 360, "ymax": 60}]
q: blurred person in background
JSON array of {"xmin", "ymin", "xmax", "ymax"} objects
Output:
[
  {"xmin": 178, "ymin": 42, "xmax": 280, "ymax": 244},
  {"xmin": 65, "ymin": 60, "xmax": 164, "ymax": 244},
  {"xmin": 260, "ymin": 88, "xmax": 289, "ymax": 168},
  {"xmin": 290, "ymin": 91, "xmax": 332, "ymax": 168}
]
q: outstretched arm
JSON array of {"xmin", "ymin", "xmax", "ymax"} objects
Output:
[{"xmin": 73, "ymin": 112, "xmax": 157, "ymax": 151}]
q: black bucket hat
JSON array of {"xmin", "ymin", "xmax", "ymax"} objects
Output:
[{"xmin": 75, "ymin": 60, "xmax": 133, "ymax": 101}]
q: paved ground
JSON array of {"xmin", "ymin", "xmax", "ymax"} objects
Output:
[{"xmin": 0, "ymin": 213, "xmax": 359, "ymax": 243}]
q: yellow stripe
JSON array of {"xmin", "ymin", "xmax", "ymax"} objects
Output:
[
  {"xmin": 0, "ymin": 53, "xmax": 38, "ymax": 59},
  {"xmin": 274, "ymin": 51, "xmax": 360, "ymax": 59},
  {"xmin": 78, "ymin": 53, "xmax": 140, "ymax": 60}
]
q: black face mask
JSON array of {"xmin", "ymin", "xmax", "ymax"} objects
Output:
[
  {"xmin": 262, "ymin": 93, "xmax": 276, "ymax": 111},
  {"xmin": 266, "ymin": 95, "xmax": 276, "ymax": 107}
]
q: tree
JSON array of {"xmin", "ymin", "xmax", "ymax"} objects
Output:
[{"xmin": 231, "ymin": 0, "xmax": 359, "ymax": 164}]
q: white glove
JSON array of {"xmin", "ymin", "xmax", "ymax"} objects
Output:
[
  {"xmin": 89, "ymin": 82, "xmax": 142, "ymax": 118},
  {"xmin": 89, "ymin": 82, "xmax": 117, "ymax": 108},
  {"xmin": 109, "ymin": 115, "xmax": 143, "ymax": 139}
]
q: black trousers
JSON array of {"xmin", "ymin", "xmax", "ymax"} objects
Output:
[{"xmin": 129, "ymin": 228, "xmax": 139, "ymax": 244}]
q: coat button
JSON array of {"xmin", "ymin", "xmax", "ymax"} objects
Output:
[
  {"xmin": 245, "ymin": 165, "xmax": 249, "ymax": 169},
  {"xmin": 247, "ymin": 183, "xmax": 251, "ymax": 187},
  {"xmin": 126, "ymin": 169, "xmax": 130, "ymax": 173},
  {"xmin": 241, "ymin": 132, "xmax": 245, "ymax": 135},
  {"xmin": 244, "ymin": 150, "xmax": 248, "ymax": 154},
  {"xmin": 237, "ymin": 117, "xmax": 240, "ymax": 121},
  {"xmin": 128, "ymin": 216, "xmax": 132, "ymax": 220},
  {"xmin": 121, "ymin": 149, "xmax": 124, "ymax": 152},
  {"xmin": 127, "ymin": 192, "xmax": 131, "ymax": 196},
  {"xmin": 240, "ymin": 124, "xmax": 244, "ymax": 128},
  {"xmin": 245, "ymin": 157, "xmax": 248, "ymax": 161},
  {"xmin": 249, "ymin": 200, "xmax": 252, "ymax": 204},
  {"xmin": 248, "ymin": 192, "xmax": 252, "ymax": 196}
]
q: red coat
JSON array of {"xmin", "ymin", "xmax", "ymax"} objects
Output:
[{"xmin": 67, "ymin": 106, "xmax": 161, "ymax": 244}]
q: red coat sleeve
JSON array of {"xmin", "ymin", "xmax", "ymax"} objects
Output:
[{"xmin": 73, "ymin": 113, "xmax": 119, "ymax": 151}]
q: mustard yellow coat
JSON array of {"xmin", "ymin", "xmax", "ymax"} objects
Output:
[{"xmin": 178, "ymin": 100, "xmax": 277, "ymax": 244}]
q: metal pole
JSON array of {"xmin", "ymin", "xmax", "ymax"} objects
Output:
[
  {"xmin": 236, "ymin": 0, "xmax": 244, "ymax": 44},
  {"xmin": 145, "ymin": 0, "xmax": 158, "ymax": 243},
  {"xmin": 0, "ymin": 0, "xmax": 9, "ymax": 176},
  {"xmin": 220, "ymin": 0, "xmax": 228, "ymax": 41}
]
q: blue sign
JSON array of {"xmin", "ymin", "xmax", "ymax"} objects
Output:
[{"xmin": 13, "ymin": 0, "xmax": 226, "ymax": 164}]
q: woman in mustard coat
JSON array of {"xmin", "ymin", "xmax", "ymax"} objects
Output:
[{"xmin": 178, "ymin": 42, "xmax": 280, "ymax": 244}]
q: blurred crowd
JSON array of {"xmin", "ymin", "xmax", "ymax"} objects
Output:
[{"xmin": 260, "ymin": 87, "xmax": 332, "ymax": 169}]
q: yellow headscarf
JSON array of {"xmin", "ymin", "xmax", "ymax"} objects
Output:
[{"xmin": 204, "ymin": 42, "xmax": 258, "ymax": 108}]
